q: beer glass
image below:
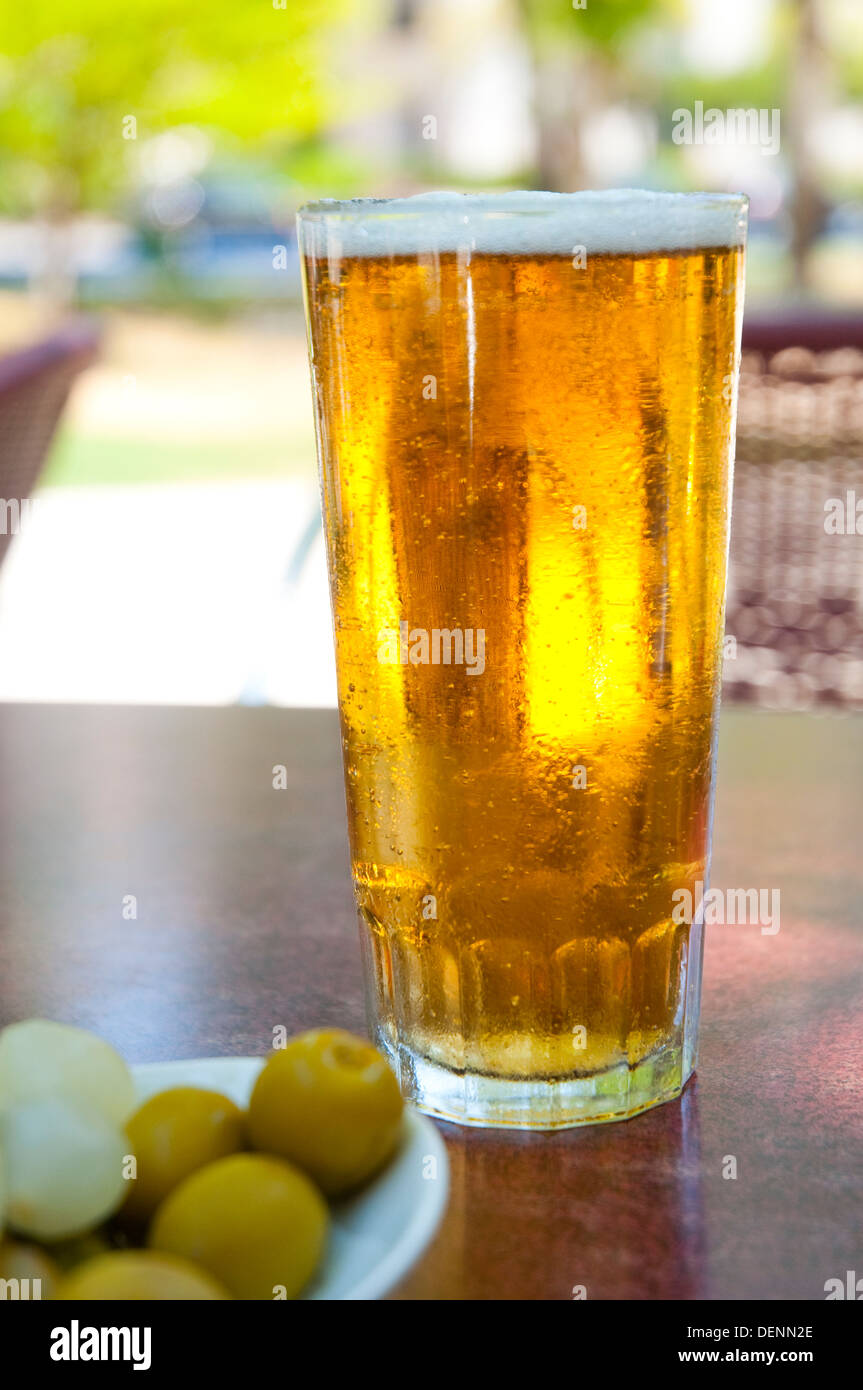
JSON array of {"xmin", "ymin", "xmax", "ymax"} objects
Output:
[{"xmin": 297, "ymin": 191, "xmax": 747, "ymax": 1129}]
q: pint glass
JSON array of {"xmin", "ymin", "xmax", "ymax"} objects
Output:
[{"xmin": 298, "ymin": 191, "xmax": 747, "ymax": 1128}]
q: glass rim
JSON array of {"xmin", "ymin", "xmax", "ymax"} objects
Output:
[
  {"xmin": 296, "ymin": 188, "xmax": 749, "ymax": 223},
  {"xmin": 296, "ymin": 189, "xmax": 748, "ymax": 256}
]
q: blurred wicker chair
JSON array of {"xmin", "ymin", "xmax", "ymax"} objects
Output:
[
  {"xmin": 0, "ymin": 321, "xmax": 100, "ymax": 570},
  {"xmin": 724, "ymin": 315, "xmax": 863, "ymax": 711}
]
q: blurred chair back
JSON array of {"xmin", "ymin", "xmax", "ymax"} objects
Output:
[
  {"xmin": 0, "ymin": 321, "xmax": 100, "ymax": 570},
  {"xmin": 725, "ymin": 315, "xmax": 863, "ymax": 711}
]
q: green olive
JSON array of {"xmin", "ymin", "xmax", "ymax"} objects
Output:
[
  {"xmin": 59, "ymin": 1249, "xmax": 229, "ymax": 1300},
  {"xmin": 148, "ymin": 1153, "xmax": 327, "ymax": 1300},
  {"xmin": 122, "ymin": 1087, "xmax": 245, "ymax": 1225},
  {"xmin": 247, "ymin": 1029, "xmax": 404, "ymax": 1197}
]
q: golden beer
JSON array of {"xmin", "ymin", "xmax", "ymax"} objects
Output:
[{"xmin": 298, "ymin": 192, "xmax": 747, "ymax": 1127}]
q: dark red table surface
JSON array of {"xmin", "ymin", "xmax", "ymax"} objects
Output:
[{"xmin": 0, "ymin": 704, "xmax": 860, "ymax": 1300}]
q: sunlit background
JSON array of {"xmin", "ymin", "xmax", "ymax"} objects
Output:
[{"xmin": 1, "ymin": 0, "xmax": 861, "ymax": 705}]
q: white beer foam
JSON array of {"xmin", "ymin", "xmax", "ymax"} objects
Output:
[{"xmin": 297, "ymin": 190, "xmax": 748, "ymax": 258}]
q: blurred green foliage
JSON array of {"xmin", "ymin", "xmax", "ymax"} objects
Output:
[
  {"xmin": 520, "ymin": 0, "xmax": 666, "ymax": 50},
  {"xmin": 520, "ymin": 0, "xmax": 789, "ymax": 109},
  {"xmin": 0, "ymin": 0, "xmax": 380, "ymax": 215}
]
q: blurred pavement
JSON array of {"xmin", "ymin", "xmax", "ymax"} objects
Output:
[{"xmin": 0, "ymin": 480, "xmax": 337, "ymax": 706}]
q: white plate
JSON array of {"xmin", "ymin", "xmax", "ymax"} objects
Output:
[{"xmin": 132, "ymin": 1057, "xmax": 448, "ymax": 1301}]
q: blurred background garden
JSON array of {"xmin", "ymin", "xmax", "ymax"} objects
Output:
[{"xmin": 0, "ymin": 0, "xmax": 862, "ymax": 705}]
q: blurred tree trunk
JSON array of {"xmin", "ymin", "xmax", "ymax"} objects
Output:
[
  {"xmin": 517, "ymin": 0, "xmax": 654, "ymax": 193},
  {"xmin": 33, "ymin": 221, "xmax": 77, "ymax": 319},
  {"xmin": 531, "ymin": 49, "xmax": 589, "ymax": 190},
  {"xmin": 523, "ymin": 43, "xmax": 616, "ymax": 192},
  {"xmin": 787, "ymin": 0, "xmax": 831, "ymax": 293},
  {"xmin": 30, "ymin": 171, "xmax": 80, "ymax": 323}
]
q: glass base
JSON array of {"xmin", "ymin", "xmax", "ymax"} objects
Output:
[{"xmin": 377, "ymin": 1034, "xmax": 692, "ymax": 1130}]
